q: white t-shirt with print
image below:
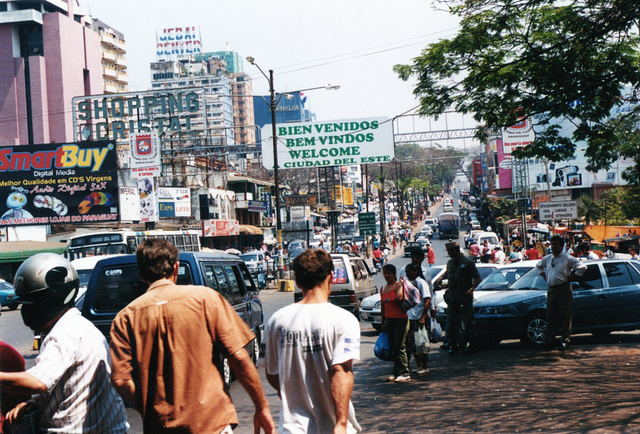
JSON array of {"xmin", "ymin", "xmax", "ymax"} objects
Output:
[{"xmin": 265, "ymin": 303, "xmax": 362, "ymax": 433}]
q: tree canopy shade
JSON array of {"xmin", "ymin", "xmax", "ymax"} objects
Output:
[{"xmin": 394, "ymin": 0, "xmax": 640, "ymax": 172}]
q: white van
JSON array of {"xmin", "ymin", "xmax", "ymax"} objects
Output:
[{"xmin": 443, "ymin": 203, "xmax": 454, "ymax": 212}]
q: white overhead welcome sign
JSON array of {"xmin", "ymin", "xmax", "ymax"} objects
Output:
[{"xmin": 262, "ymin": 117, "xmax": 394, "ymax": 169}]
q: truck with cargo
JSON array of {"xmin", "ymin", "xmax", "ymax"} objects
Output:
[{"xmin": 438, "ymin": 212, "xmax": 460, "ymax": 239}]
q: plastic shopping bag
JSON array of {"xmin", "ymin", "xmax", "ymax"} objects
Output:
[
  {"xmin": 401, "ymin": 279, "xmax": 421, "ymax": 311},
  {"xmin": 431, "ymin": 317, "xmax": 443, "ymax": 343},
  {"xmin": 414, "ymin": 325, "xmax": 431, "ymax": 354},
  {"xmin": 374, "ymin": 332, "xmax": 394, "ymax": 361}
]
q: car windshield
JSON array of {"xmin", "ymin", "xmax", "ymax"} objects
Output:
[
  {"xmin": 77, "ymin": 270, "xmax": 93, "ymax": 289},
  {"xmin": 508, "ymin": 267, "xmax": 548, "ymax": 290},
  {"xmin": 476, "ymin": 266, "xmax": 534, "ymax": 291},
  {"xmin": 425, "ymin": 266, "xmax": 444, "ymax": 280},
  {"xmin": 240, "ymin": 254, "xmax": 260, "ymax": 262}
]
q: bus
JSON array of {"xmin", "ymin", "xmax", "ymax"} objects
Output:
[
  {"xmin": 67, "ymin": 229, "xmax": 201, "ymax": 261},
  {"xmin": 337, "ymin": 217, "xmax": 358, "ymax": 243}
]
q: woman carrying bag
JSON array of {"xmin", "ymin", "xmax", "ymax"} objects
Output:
[{"xmin": 380, "ymin": 264, "xmax": 411, "ymax": 383}]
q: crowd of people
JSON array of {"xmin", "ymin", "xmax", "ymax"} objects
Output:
[{"xmin": 0, "ymin": 242, "xmax": 363, "ymax": 433}]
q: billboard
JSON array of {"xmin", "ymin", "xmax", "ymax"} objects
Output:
[
  {"xmin": 502, "ymin": 116, "xmax": 535, "ymax": 154},
  {"xmin": 261, "ymin": 118, "xmax": 395, "ymax": 169},
  {"xmin": 156, "ymin": 26, "xmax": 202, "ymax": 60},
  {"xmin": 158, "ymin": 187, "xmax": 191, "ymax": 218},
  {"xmin": 130, "ymin": 132, "xmax": 161, "ymax": 178},
  {"xmin": 0, "ymin": 141, "xmax": 118, "ymax": 226}
]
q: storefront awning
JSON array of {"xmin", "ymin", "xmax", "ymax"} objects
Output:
[{"xmin": 239, "ymin": 225, "xmax": 263, "ymax": 235}]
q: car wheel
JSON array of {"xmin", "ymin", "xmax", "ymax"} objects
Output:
[
  {"xmin": 521, "ymin": 313, "xmax": 547, "ymax": 346},
  {"xmin": 373, "ymin": 324, "xmax": 382, "ymax": 332},
  {"xmin": 7, "ymin": 302, "xmax": 18, "ymax": 311}
]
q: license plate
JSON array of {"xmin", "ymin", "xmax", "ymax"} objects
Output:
[{"xmin": 361, "ymin": 312, "xmax": 369, "ymax": 320}]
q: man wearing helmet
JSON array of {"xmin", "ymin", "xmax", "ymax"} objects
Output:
[{"xmin": 0, "ymin": 253, "xmax": 128, "ymax": 433}]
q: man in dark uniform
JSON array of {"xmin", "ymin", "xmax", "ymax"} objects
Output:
[{"xmin": 443, "ymin": 241, "xmax": 482, "ymax": 355}]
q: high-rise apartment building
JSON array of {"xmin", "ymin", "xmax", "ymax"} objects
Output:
[
  {"xmin": 92, "ymin": 18, "xmax": 128, "ymax": 94},
  {"xmin": 0, "ymin": 0, "xmax": 102, "ymax": 145}
]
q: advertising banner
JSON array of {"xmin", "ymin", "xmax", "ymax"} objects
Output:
[
  {"xmin": 502, "ymin": 116, "xmax": 536, "ymax": 154},
  {"xmin": 248, "ymin": 200, "xmax": 267, "ymax": 213},
  {"xmin": 158, "ymin": 187, "xmax": 191, "ymax": 218},
  {"xmin": 261, "ymin": 117, "xmax": 395, "ymax": 169},
  {"xmin": 130, "ymin": 132, "xmax": 161, "ymax": 178},
  {"xmin": 496, "ymin": 138, "xmax": 513, "ymax": 190},
  {"xmin": 119, "ymin": 187, "xmax": 141, "ymax": 221},
  {"xmin": 138, "ymin": 177, "xmax": 158, "ymax": 223},
  {"xmin": 202, "ymin": 219, "xmax": 239, "ymax": 237},
  {"xmin": 0, "ymin": 141, "xmax": 118, "ymax": 226}
]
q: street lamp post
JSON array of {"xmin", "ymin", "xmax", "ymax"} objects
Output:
[{"xmin": 246, "ymin": 56, "xmax": 338, "ymax": 276}]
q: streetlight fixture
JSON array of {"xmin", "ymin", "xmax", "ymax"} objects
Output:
[{"xmin": 247, "ymin": 56, "xmax": 339, "ymax": 274}]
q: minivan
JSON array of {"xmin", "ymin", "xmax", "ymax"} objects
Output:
[
  {"xmin": 80, "ymin": 252, "xmax": 263, "ymax": 387},
  {"xmin": 293, "ymin": 253, "xmax": 376, "ymax": 317}
]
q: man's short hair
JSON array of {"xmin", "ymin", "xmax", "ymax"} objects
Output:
[
  {"xmin": 406, "ymin": 263, "xmax": 421, "ymax": 275},
  {"xmin": 550, "ymin": 235, "xmax": 564, "ymax": 245},
  {"xmin": 411, "ymin": 249, "xmax": 425, "ymax": 260},
  {"xmin": 578, "ymin": 243, "xmax": 590, "ymax": 252},
  {"xmin": 291, "ymin": 249, "xmax": 334, "ymax": 291},
  {"xmin": 137, "ymin": 239, "xmax": 179, "ymax": 283}
]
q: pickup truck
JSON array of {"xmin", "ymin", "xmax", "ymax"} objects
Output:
[{"xmin": 79, "ymin": 252, "xmax": 263, "ymax": 388}]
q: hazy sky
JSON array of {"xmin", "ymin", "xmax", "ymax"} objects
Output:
[{"xmin": 82, "ymin": 0, "xmax": 476, "ymax": 147}]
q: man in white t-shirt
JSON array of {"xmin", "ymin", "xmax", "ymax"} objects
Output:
[
  {"xmin": 265, "ymin": 249, "xmax": 362, "ymax": 433},
  {"xmin": 492, "ymin": 246, "xmax": 506, "ymax": 264}
]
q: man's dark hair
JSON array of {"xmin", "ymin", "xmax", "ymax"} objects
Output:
[
  {"xmin": 291, "ymin": 249, "xmax": 334, "ymax": 291},
  {"xmin": 578, "ymin": 243, "xmax": 590, "ymax": 253},
  {"xmin": 406, "ymin": 263, "xmax": 421, "ymax": 275},
  {"xmin": 550, "ymin": 235, "xmax": 564, "ymax": 245},
  {"xmin": 411, "ymin": 249, "xmax": 425, "ymax": 260},
  {"xmin": 137, "ymin": 239, "xmax": 179, "ymax": 283}
]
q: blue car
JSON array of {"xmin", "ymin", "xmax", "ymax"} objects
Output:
[
  {"xmin": 468, "ymin": 259, "xmax": 640, "ymax": 346},
  {"xmin": 0, "ymin": 279, "xmax": 18, "ymax": 310}
]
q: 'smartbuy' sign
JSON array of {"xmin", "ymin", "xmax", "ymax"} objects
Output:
[
  {"xmin": 261, "ymin": 117, "xmax": 394, "ymax": 169},
  {"xmin": 0, "ymin": 141, "xmax": 119, "ymax": 226},
  {"xmin": 538, "ymin": 200, "xmax": 578, "ymax": 221}
]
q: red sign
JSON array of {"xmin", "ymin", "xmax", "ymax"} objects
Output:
[{"xmin": 202, "ymin": 219, "xmax": 239, "ymax": 237}]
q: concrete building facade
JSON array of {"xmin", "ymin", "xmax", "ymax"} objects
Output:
[
  {"xmin": 92, "ymin": 18, "xmax": 127, "ymax": 94},
  {"xmin": 0, "ymin": 0, "xmax": 102, "ymax": 145}
]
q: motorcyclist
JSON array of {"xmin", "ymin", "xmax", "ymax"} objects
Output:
[{"xmin": 0, "ymin": 254, "xmax": 128, "ymax": 432}]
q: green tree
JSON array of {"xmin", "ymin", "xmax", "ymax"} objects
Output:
[{"xmin": 394, "ymin": 0, "xmax": 640, "ymax": 172}]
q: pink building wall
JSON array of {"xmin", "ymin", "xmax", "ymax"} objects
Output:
[{"xmin": 0, "ymin": 1, "xmax": 102, "ymax": 146}]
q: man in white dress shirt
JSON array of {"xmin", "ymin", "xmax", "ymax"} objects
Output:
[{"xmin": 536, "ymin": 236, "xmax": 587, "ymax": 350}]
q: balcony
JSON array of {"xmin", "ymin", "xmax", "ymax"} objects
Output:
[
  {"xmin": 102, "ymin": 50, "xmax": 116, "ymax": 63},
  {"xmin": 102, "ymin": 66, "xmax": 116, "ymax": 79}
]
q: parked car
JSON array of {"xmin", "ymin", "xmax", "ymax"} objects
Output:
[
  {"xmin": 432, "ymin": 263, "xmax": 499, "ymax": 306},
  {"xmin": 446, "ymin": 259, "xmax": 640, "ymax": 347},
  {"xmin": 360, "ymin": 266, "xmax": 447, "ymax": 331},
  {"xmin": 71, "ymin": 255, "xmax": 122, "ymax": 310},
  {"xmin": 434, "ymin": 261, "xmax": 538, "ymax": 329},
  {"xmin": 0, "ymin": 279, "xmax": 18, "ymax": 310},
  {"xmin": 404, "ymin": 242, "xmax": 423, "ymax": 257},
  {"xmin": 80, "ymin": 252, "xmax": 263, "ymax": 388},
  {"xmin": 294, "ymin": 253, "xmax": 376, "ymax": 317}
]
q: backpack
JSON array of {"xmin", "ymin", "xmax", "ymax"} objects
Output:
[{"xmin": 401, "ymin": 279, "xmax": 422, "ymax": 311}]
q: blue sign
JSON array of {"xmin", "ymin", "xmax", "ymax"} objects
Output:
[{"xmin": 248, "ymin": 200, "xmax": 268, "ymax": 213}]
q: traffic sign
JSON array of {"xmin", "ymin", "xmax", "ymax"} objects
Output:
[
  {"xmin": 358, "ymin": 212, "xmax": 376, "ymax": 236},
  {"xmin": 538, "ymin": 200, "xmax": 577, "ymax": 221}
]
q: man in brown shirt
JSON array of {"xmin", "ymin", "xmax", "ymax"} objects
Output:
[{"xmin": 110, "ymin": 239, "xmax": 275, "ymax": 433}]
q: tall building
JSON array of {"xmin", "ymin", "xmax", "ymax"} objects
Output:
[
  {"xmin": 196, "ymin": 50, "xmax": 243, "ymax": 74},
  {"xmin": 0, "ymin": 0, "xmax": 103, "ymax": 145},
  {"xmin": 92, "ymin": 18, "xmax": 128, "ymax": 94}
]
